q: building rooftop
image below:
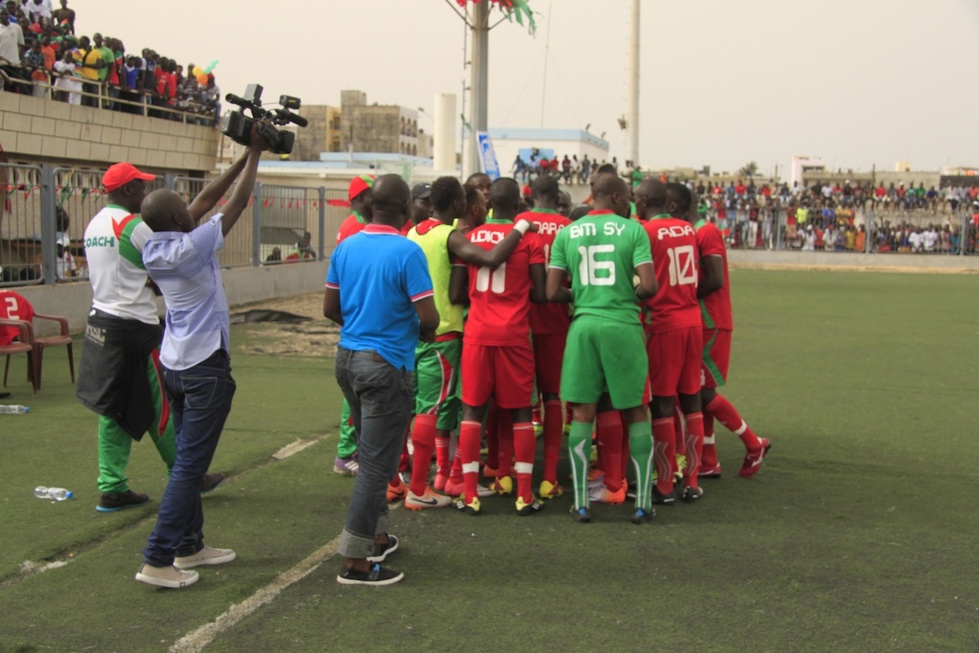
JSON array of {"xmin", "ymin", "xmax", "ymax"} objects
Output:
[{"xmin": 487, "ymin": 128, "xmax": 609, "ymax": 150}]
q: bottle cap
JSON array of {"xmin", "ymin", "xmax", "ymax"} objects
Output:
[
  {"xmin": 24, "ymin": 406, "xmax": 29, "ymax": 413},
  {"xmin": 65, "ymin": 491, "xmax": 74, "ymax": 499}
]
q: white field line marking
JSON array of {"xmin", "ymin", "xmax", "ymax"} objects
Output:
[
  {"xmin": 168, "ymin": 535, "xmax": 341, "ymax": 653},
  {"xmin": 170, "ymin": 499, "xmax": 403, "ymax": 652},
  {"xmin": 271, "ymin": 438, "xmax": 319, "ymax": 460}
]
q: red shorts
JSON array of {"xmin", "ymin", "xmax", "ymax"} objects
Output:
[
  {"xmin": 461, "ymin": 341, "xmax": 535, "ymax": 409},
  {"xmin": 646, "ymin": 326, "xmax": 703, "ymax": 397},
  {"xmin": 532, "ymin": 331, "xmax": 567, "ymax": 395},
  {"xmin": 700, "ymin": 328, "xmax": 731, "ymax": 389}
]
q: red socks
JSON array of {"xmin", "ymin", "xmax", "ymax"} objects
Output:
[
  {"xmin": 652, "ymin": 417, "xmax": 675, "ymax": 495},
  {"xmin": 597, "ymin": 411, "xmax": 623, "ymax": 492},
  {"xmin": 512, "ymin": 421, "xmax": 535, "ymax": 503},
  {"xmin": 459, "ymin": 420, "xmax": 482, "ymax": 503},
  {"xmin": 683, "ymin": 412, "xmax": 704, "ymax": 490},
  {"xmin": 706, "ymin": 394, "xmax": 762, "ymax": 451},
  {"xmin": 701, "ymin": 411, "xmax": 718, "ymax": 467},
  {"xmin": 542, "ymin": 399, "xmax": 563, "ymax": 484},
  {"xmin": 409, "ymin": 414, "xmax": 436, "ymax": 496}
]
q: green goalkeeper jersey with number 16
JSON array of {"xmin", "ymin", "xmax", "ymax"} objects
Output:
[{"xmin": 548, "ymin": 209, "xmax": 652, "ymax": 324}]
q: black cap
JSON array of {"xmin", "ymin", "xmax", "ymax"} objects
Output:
[{"xmin": 411, "ymin": 183, "xmax": 431, "ymax": 201}]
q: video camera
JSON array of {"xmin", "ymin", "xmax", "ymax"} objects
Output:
[{"xmin": 220, "ymin": 84, "xmax": 308, "ymax": 155}]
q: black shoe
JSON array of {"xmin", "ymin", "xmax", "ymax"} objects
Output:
[
  {"xmin": 631, "ymin": 507, "xmax": 656, "ymax": 524},
  {"xmin": 200, "ymin": 472, "xmax": 226, "ymax": 495},
  {"xmin": 0, "ymin": 391, "xmax": 10, "ymax": 399},
  {"xmin": 96, "ymin": 490, "xmax": 149, "ymax": 512},
  {"xmin": 570, "ymin": 505, "xmax": 591, "ymax": 523},
  {"xmin": 367, "ymin": 534, "xmax": 399, "ymax": 563},
  {"xmin": 682, "ymin": 486, "xmax": 704, "ymax": 503},
  {"xmin": 336, "ymin": 563, "xmax": 403, "ymax": 586},
  {"xmin": 652, "ymin": 486, "xmax": 676, "ymax": 505}
]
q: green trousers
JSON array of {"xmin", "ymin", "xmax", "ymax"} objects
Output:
[
  {"xmin": 337, "ymin": 398, "xmax": 358, "ymax": 459},
  {"xmin": 97, "ymin": 355, "xmax": 176, "ymax": 494}
]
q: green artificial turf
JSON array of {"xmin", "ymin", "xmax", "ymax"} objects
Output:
[{"xmin": 1, "ymin": 269, "xmax": 977, "ymax": 653}]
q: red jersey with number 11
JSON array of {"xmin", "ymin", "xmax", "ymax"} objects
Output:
[
  {"xmin": 643, "ymin": 216, "xmax": 700, "ymax": 333},
  {"xmin": 465, "ymin": 219, "xmax": 544, "ymax": 346}
]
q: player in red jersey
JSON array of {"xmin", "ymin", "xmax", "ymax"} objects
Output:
[
  {"xmin": 518, "ymin": 174, "xmax": 572, "ymax": 500},
  {"xmin": 456, "ymin": 178, "xmax": 546, "ymax": 516},
  {"xmin": 686, "ymin": 202, "xmax": 771, "ymax": 479},
  {"xmin": 637, "ymin": 180, "xmax": 706, "ymax": 504}
]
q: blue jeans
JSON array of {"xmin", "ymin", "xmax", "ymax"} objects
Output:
[
  {"xmin": 334, "ymin": 347, "xmax": 414, "ymax": 559},
  {"xmin": 143, "ymin": 351, "xmax": 236, "ymax": 567}
]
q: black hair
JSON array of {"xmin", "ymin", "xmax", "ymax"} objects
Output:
[
  {"xmin": 488, "ymin": 177, "xmax": 520, "ymax": 212},
  {"xmin": 430, "ymin": 176, "xmax": 463, "ymax": 213},
  {"xmin": 666, "ymin": 182, "xmax": 692, "ymax": 214},
  {"xmin": 532, "ymin": 174, "xmax": 560, "ymax": 203}
]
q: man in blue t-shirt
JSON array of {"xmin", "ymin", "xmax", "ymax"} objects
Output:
[{"xmin": 324, "ymin": 174, "xmax": 438, "ymax": 587}]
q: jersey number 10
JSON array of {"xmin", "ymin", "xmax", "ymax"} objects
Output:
[{"xmin": 667, "ymin": 245, "xmax": 697, "ymax": 287}]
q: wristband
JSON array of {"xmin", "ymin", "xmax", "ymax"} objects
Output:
[{"xmin": 514, "ymin": 219, "xmax": 531, "ymax": 235}]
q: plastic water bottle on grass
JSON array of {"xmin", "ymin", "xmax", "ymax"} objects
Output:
[
  {"xmin": 35, "ymin": 486, "xmax": 73, "ymax": 501},
  {"xmin": 0, "ymin": 405, "xmax": 29, "ymax": 414}
]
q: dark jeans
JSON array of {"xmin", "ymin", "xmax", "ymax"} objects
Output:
[
  {"xmin": 143, "ymin": 350, "xmax": 236, "ymax": 567},
  {"xmin": 334, "ymin": 347, "xmax": 413, "ymax": 559}
]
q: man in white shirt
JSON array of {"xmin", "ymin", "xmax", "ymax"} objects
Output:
[
  {"xmin": 922, "ymin": 226, "xmax": 938, "ymax": 252},
  {"xmin": 0, "ymin": 9, "xmax": 25, "ymax": 72},
  {"xmin": 134, "ymin": 124, "xmax": 268, "ymax": 589}
]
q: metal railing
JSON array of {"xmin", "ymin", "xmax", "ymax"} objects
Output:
[
  {"xmin": 1, "ymin": 67, "xmax": 218, "ymax": 125},
  {"xmin": 0, "ymin": 162, "xmax": 343, "ymax": 288},
  {"xmin": 709, "ymin": 205, "xmax": 975, "ymax": 256}
]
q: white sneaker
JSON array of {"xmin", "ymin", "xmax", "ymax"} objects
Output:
[
  {"xmin": 405, "ymin": 488, "xmax": 452, "ymax": 510},
  {"xmin": 174, "ymin": 545, "xmax": 237, "ymax": 569},
  {"xmin": 135, "ymin": 564, "xmax": 199, "ymax": 588}
]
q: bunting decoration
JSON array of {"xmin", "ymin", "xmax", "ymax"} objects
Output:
[{"xmin": 453, "ymin": 0, "xmax": 536, "ymax": 35}]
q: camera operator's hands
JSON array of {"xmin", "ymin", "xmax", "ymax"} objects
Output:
[{"xmin": 249, "ymin": 121, "xmax": 274, "ymax": 152}]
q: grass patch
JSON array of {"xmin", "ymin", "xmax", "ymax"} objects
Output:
[{"xmin": 1, "ymin": 270, "xmax": 977, "ymax": 652}]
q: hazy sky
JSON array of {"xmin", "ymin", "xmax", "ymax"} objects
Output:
[{"xmin": 78, "ymin": 0, "xmax": 979, "ymax": 175}]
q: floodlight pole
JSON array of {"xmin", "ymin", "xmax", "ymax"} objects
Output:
[
  {"xmin": 466, "ymin": 1, "xmax": 490, "ymax": 178},
  {"xmin": 627, "ymin": 0, "xmax": 640, "ymax": 168}
]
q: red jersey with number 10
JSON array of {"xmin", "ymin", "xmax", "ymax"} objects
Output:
[
  {"xmin": 519, "ymin": 208, "xmax": 571, "ymax": 335},
  {"xmin": 465, "ymin": 219, "xmax": 544, "ymax": 346},
  {"xmin": 694, "ymin": 219, "xmax": 733, "ymax": 330},
  {"xmin": 643, "ymin": 216, "xmax": 700, "ymax": 333}
]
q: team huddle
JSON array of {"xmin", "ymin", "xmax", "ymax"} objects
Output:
[{"xmin": 330, "ymin": 169, "xmax": 771, "ymax": 534}]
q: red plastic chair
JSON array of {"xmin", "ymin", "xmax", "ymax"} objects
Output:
[
  {"xmin": 0, "ymin": 318, "xmax": 38, "ymax": 393},
  {"xmin": 31, "ymin": 313, "xmax": 74, "ymax": 390}
]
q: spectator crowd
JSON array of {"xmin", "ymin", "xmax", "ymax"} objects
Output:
[{"xmin": 0, "ymin": 0, "xmax": 219, "ymax": 123}]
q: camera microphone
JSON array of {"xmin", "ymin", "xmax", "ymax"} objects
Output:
[
  {"xmin": 225, "ymin": 93, "xmax": 251, "ymax": 108},
  {"xmin": 275, "ymin": 110, "xmax": 308, "ymax": 128}
]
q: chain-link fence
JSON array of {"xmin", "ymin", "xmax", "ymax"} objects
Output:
[
  {"xmin": 706, "ymin": 205, "xmax": 974, "ymax": 256},
  {"xmin": 0, "ymin": 163, "xmax": 331, "ymax": 288}
]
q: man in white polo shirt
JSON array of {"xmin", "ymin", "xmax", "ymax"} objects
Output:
[{"xmin": 133, "ymin": 125, "xmax": 268, "ymax": 589}]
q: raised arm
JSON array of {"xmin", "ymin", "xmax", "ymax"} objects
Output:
[
  {"xmin": 446, "ymin": 218, "xmax": 533, "ymax": 268},
  {"xmin": 187, "ymin": 153, "xmax": 249, "ymax": 223}
]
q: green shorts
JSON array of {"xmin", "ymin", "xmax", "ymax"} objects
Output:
[
  {"xmin": 414, "ymin": 337, "xmax": 462, "ymax": 431},
  {"xmin": 560, "ymin": 316, "xmax": 648, "ymax": 409}
]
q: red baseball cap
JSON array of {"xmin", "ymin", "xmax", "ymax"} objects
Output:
[
  {"xmin": 102, "ymin": 163, "xmax": 155, "ymax": 192},
  {"xmin": 348, "ymin": 175, "xmax": 375, "ymax": 202}
]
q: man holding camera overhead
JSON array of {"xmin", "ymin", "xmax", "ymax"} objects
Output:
[{"xmin": 133, "ymin": 123, "xmax": 270, "ymax": 589}]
